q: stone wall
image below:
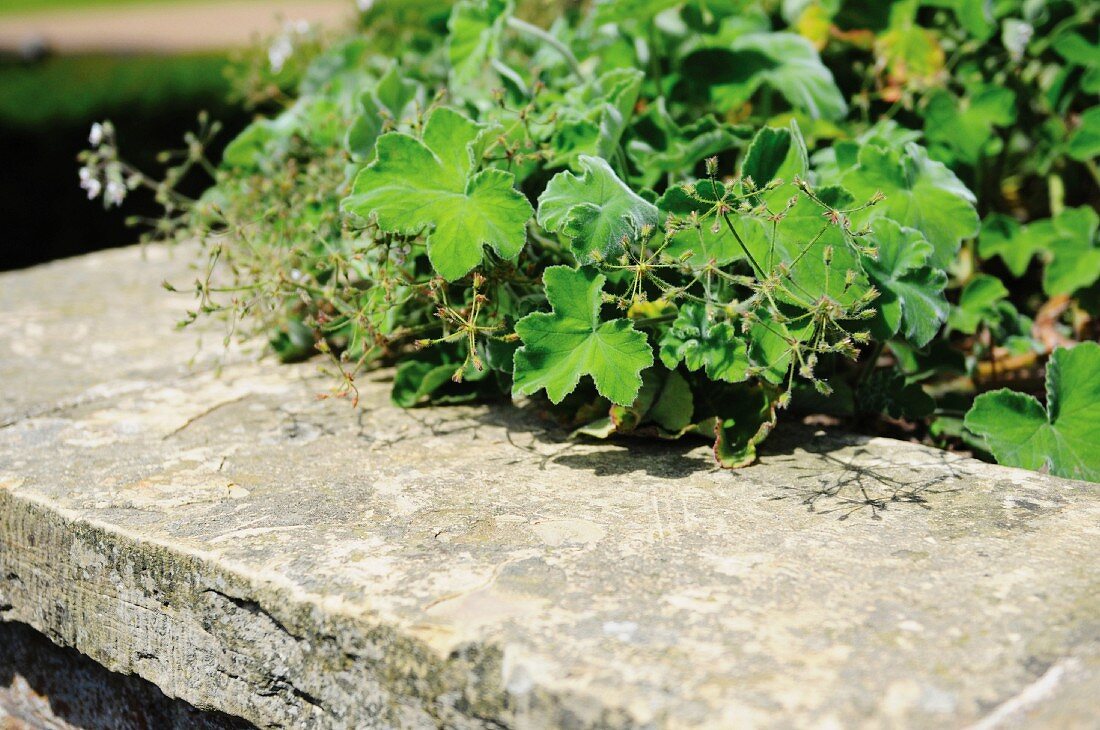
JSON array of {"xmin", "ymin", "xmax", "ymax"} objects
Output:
[{"xmin": 1, "ymin": 245, "xmax": 1098, "ymax": 728}]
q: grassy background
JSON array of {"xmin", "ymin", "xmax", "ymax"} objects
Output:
[
  {"xmin": 0, "ymin": 53, "xmax": 231, "ymax": 127},
  {"xmin": 1, "ymin": 51, "xmax": 248, "ymax": 269}
]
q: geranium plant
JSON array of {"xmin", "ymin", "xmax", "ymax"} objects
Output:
[{"xmin": 81, "ymin": 0, "xmax": 1099, "ymax": 481}]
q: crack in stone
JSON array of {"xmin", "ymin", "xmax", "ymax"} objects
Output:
[{"xmin": 201, "ymin": 588, "xmax": 306, "ymax": 645}]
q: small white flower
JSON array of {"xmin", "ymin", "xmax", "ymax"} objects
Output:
[
  {"xmin": 355, "ymin": 0, "xmax": 373, "ymax": 11},
  {"xmin": 78, "ymin": 166, "xmax": 93, "ymax": 182},
  {"xmin": 291, "ymin": 19, "xmax": 310, "ymax": 35},
  {"xmin": 289, "ymin": 268, "xmax": 303, "ymax": 281},
  {"xmin": 81, "ymin": 176, "xmax": 102, "ymax": 200},
  {"xmin": 89, "ymin": 122, "xmax": 105, "ymax": 146},
  {"xmin": 105, "ymin": 179, "xmax": 126, "ymax": 207},
  {"xmin": 1002, "ymin": 19, "xmax": 1034, "ymax": 63},
  {"xmin": 268, "ymin": 34, "xmax": 294, "ymax": 73}
]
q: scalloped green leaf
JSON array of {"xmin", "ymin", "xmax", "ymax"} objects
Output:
[
  {"xmin": 657, "ymin": 180, "xmax": 756, "ymax": 266},
  {"xmin": 922, "ymin": 84, "xmax": 1016, "ymax": 165},
  {"xmin": 862, "ymin": 219, "xmax": 948, "ymax": 347},
  {"xmin": 947, "ymin": 273, "xmax": 1008, "ymax": 335},
  {"xmin": 965, "ymin": 343, "xmax": 1100, "ymax": 482},
  {"xmin": 537, "ymin": 155, "xmax": 659, "ymax": 263},
  {"xmin": 342, "ymin": 107, "xmax": 532, "ymax": 281},
  {"xmin": 659, "ymin": 303, "xmax": 751, "ymax": 383},
  {"xmin": 680, "ymin": 34, "xmax": 847, "ymax": 121},
  {"xmin": 447, "ymin": 0, "xmax": 512, "ymax": 84},
  {"xmin": 842, "ymin": 142, "xmax": 979, "ymax": 269},
  {"xmin": 1067, "ymin": 106, "xmax": 1100, "ymax": 162},
  {"xmin": 709, "ymin": 383, "xmax": 779, "ymax": 469},
  {"xmin": 513, "ymin": 266, "xmax": 654, "ymax": 406}
]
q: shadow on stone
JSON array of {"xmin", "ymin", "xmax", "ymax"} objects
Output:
[
  {"xmin": 0, "ymin": 621, "xmax": 254, "ymax": 730},
  {"xmin": 761, "ymin": 427, "xmax": 967, "ymax": 520}
]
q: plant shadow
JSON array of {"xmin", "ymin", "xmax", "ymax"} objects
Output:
[
  {"xmin": 481, "ymin": 405, "xmax": 973, "ymax": 514},
  {"xmin": 759, "ymin": 427, "xmax": 968, "ymax": 520}
]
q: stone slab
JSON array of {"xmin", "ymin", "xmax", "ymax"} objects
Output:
[
  {"xmin": 1, "ymin": 245, "xmax": 1098, "ymax": 729},
  {"xmin": 0, "ymin": 619, "xmax": 250, "ymax": 729}
]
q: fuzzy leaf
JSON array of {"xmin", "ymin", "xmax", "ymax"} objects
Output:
[
  {"xmin": 549, "ymin": 70, "xmax": 644, "ymax": 170},
  {"xmin": 763, "ymin": 187, "xmax": 872, "ymax": 306},
  {"xmin": 842, "ymin": 142, "xmax": 979, "ymax": 269},
  {"xmin": 680, "ymin": 33, "xmax": 847, "ymax": 121},
  {"xmin": 1042, "ymin": 207, "xmax": 1100, "ymax": 297},
  {"xmin": 513, "ymin": 266, "xmax": 654, "ymax": 405},
  {"xmin": 537, "ymin": 155, "xmax": 659, "ymax": 263},
  {"xmin": 659, "ymin": 303, "xmax": 751, "ymax": 383},
  {"xmin": 965, "ymin": 343, "xmax": 1100, "ymax": 482},
  {"xmin": 862, "ymin": 219, "xmax": 948, "ymax": 347},
  {"xmin": 1067, "ymin": 106, "xmax": 1100, "ymax": 162},
  {"xmin": 922, "ymin": 84, "xmax": 1015, "ymax": 164},
  {"xmin": 740, "ymin": 122, "xmax": 808, "ymax": 208},
  {"xmin": 657, "ymin": 180, "xmax": 757, "ymax": 266},
  {"xmin": 447, "ymin": 0, "xmax": 512, "ymax": 84},
  {"xmin": 342, "ymin": 107, "xmax": 532, "ymax": 281},
  {"xmin": 947, "ymin": 274, "xmax": 1008, "ymax": 334},
  {"xmin": 978, "ymin": 213, "xmax": 1040, "ymax": 278},
  {"xmin": 980, "ymin": 208, "xmax": 1100, "ymax": 295},
  {"xmin": 709, "ymin": 383, "xmax": 779, "ymax": 468}
]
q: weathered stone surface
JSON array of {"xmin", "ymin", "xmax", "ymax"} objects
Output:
[
  {"xmin": 1, "ymin": 245, "xmax": 1098, "ymax": 729},
  {"xmin": 1, "ymin": 620, "xmax": 251, "ymax": 729}
]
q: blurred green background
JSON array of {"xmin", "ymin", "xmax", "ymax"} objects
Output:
[
  {"xmin": 0, "ymin": 51, "xmax": 243, "ymax": 269},
  {"xmin": 0, "ymin": 0, "xmax": 347, "ymax": 270}
]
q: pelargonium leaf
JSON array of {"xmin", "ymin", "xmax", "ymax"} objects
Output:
[
  {"xmin": 537, "ymin": 155, "xmax": 659, "ymax": 264},
  {"xmin": 707, "ymin": 383, "xmax": 779, "ymax": 469},
  {"xmin": 447, "ymin": 0, "xmax": 513, "ymax": 84},
  {"xmin": 965, "ymin": 342, "xmax": 1100, "ymax": 482},
  {"xmin": 659, "ymin": 303, "xmax": 750, "ymax": 383},
  {"xmin": 979, "ymin": 208, "xmax": 1100, "ymax": 295},
  {"xmin": 679, "ymin": 33, "xmax": 847, "ymax": 121},
  {"xmin": 862, "ymin": 219, "xmax": 948, "ymax": 347},
  {"xmin": 1042, "ymin": 206, "xmax": 1100, "ymax": 297},
  {"xmin": 1067, "ymin": 106, "xmax": 1100, "ymax": 162},
  {"xmin": 657, "ymin": 180, "xmax": 756, "ymax": 266},
  {"xmin": 947, "ymin": 274, "xmax": 1008, "ymax": 335},
  {"xmin": 978, "ymin": 213, "xmax": 1041, "ymax": 278},
  {"xmin": 763, "ymin": 186, "xmax": 872, "ymax": 306},
  {"xmin": 549, "ymin": 69, "xmax": 644, "ymax": 170},
  {"xmin": 341, "ymin": 107, "xmax": 533, "ymax": 281},
  {"xmin": 513, "ymin": 266, "xmax": 654, "ymax": 406},
  {"xmin": 842, "ymin": 142, "xmax": 979, "ymax": 269},
  {"xmin": 738, "ymin": 121, "xmax": 810, "ymax": 214},
  {"xmin": 922, "ymin": 84, "xmax": 1016, "ymax": 165}
]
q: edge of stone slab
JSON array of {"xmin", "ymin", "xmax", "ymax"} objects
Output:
[{"xmin": 0, "ymin": 484, "xmax": 642, "ymax": 729}]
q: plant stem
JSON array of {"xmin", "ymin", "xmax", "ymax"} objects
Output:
[
  {"xmin": 720, "ymin": 213, "xmax": 766, "ymax": 279},
  {"xmin": 631, "ymin": 313, "xmax": 677, "ymax": 328},
  {"xmin": 505, "ymin": 17, "xmax": 588, "ymax": 82}
]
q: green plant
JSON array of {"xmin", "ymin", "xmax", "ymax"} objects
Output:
[{"xmin": 86, "ymin": 0, "xmax": 1100, "ymax": 481}]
